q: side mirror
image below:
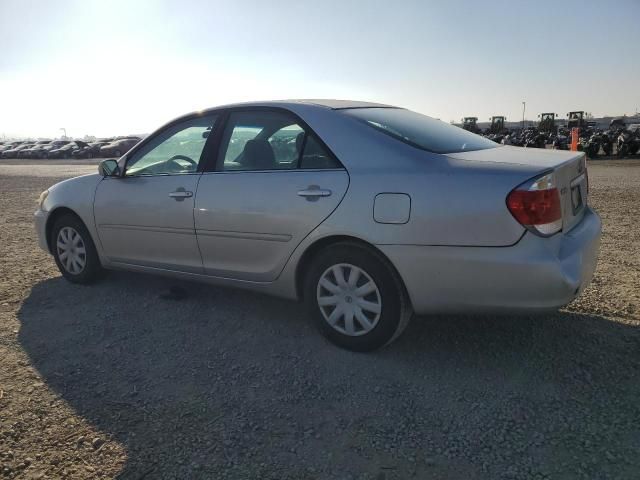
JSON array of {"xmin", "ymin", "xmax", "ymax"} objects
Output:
[{"xmin": 98, "ymin": 159, "xmax": 120, "ymax": 177}]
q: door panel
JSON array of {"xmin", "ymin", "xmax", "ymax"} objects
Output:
[
  {"xmin": 93, "ymin": 113, "xmax": 217, "ymax": 273},
  {"xmin": 94, "ymin": 175, "xmax": 203, "ymax": 273},
  {"xmin": 195, "ymin": 170, "xmax": 349, "ymax": 281}
]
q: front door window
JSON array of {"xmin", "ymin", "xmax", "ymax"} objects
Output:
[{"xmin": 125, "ymin": 115, "xmax": 217, "ymax": 176}]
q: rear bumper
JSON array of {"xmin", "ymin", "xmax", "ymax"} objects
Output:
[{"xmin": 379, "ymin": 208, "xmax": 601, "ymax": 315}]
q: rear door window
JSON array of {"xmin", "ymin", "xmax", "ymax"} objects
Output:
[
  {"xmin": 300, "ymin": 134, "xmax": 342, "ymax": 169},
  {"xmin": 219, "ymin": 110, "xmax": 342, "ymax": 171}
]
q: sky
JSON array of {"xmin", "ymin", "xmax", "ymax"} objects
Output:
[{"xmin": 1, "ymin": 0, "xmax": 639, "ymax": 139}]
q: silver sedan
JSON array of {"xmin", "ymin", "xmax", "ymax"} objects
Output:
[{"xmin": 34, "ymin": 100, "xmax": 601, "ymax": 351}]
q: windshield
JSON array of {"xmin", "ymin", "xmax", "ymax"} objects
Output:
[{"xmin": 343, "ymin": 107, "xmax": 497, "ymax": 154}]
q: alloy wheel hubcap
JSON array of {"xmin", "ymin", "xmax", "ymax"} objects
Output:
[
  {"xmin": 56, "ymin": 226, "xmax": 87, "ymax": 274},
  {"xmin": 316, "ymin": 263, "xmax": 382, "ymax": 336}
]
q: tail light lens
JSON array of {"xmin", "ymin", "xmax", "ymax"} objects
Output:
[{"xmin": 507, "ymin": 172, "xmax": 562, "ymax": 236}]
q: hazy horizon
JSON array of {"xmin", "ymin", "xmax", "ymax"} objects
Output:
[{"xmin": 1, "ymin": 0, "xmax": 639, "ymax": 139}]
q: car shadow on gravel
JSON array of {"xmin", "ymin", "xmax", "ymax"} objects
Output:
[{"xmin": 18, "ymin": 272, "xmax": 640, "ymax": 479}]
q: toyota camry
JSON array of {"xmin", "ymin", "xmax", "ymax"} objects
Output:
[{"xmin": 34, "ymin": 100, "xmax": 601, "ymax": 351}]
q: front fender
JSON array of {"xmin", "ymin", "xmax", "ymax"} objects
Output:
[{"xmin": 40, "ymin": 173, "xmax": 104, "ymax": 256}]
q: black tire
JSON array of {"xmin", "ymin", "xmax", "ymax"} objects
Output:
[
  {"xmin": 303, "ymin": 242, "xmax": 412, "ymax": 352},
  {"xmin": 51, "ymin": 213, "xmax": 103, "ymax": 284}
]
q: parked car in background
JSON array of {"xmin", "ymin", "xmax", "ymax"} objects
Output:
[
  {"xmin": 46, "ymin": 141, "xmax": 80, "ymax": 159},
  {"xmin": 37, "ymin": 140, "xmax": 71, "ymax": 159},
  {"xmin": 24, "ymin": 141, "xmax": 58, "ymax": 159},
  {"xmin": 98, "ymin": 137, "xmax": 141, "ymax": 157},
  {"xmin": 71, "ymin": 141, "xmax": 92, "ymax": 159},
  {"xmin": 25, "ymin": 141, "xmax": 50, "ymax": 158},
  {"xmin": 72, "ymin": 139, "xmax": 114, "ymax": 159},
  {"xmin": 0, "ymin": 141, "xmax": 23, "ymax": 155},
  {"xmin": 19, "ymin": 140, "xmax": 52, "ymax": 158},
  {"xmin": 34, "ymin": 100, "xmax": 601, "ymax": 351},
  {"xmin": 3, "ymin": 143, "xmax": 35, "ymax": 158}
]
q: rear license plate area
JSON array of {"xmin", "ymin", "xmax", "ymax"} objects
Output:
[
  {"xmin": 571, "ymin": 184, "xmax": 583, "ymax": 214},
  {"xmin": 569, "ymin": 173, "xmax": 587, "ymax": 215}
]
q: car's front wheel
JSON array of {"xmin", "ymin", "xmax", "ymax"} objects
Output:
[
  {"xmin": 303, "ymin": 243, "xmax": 412, "ymax": 352},
  {"xmin": 51, "ymin": 213, "xmax": 103, "ymax": 284}
]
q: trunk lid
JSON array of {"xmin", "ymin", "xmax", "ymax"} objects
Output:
[
  {"xmin": 553, "ymin": 152, "xmax": 588, "ymax": 233},
  {"xmin": 448, "ymin": 145, "xmax": 589, "ymax": 234}
]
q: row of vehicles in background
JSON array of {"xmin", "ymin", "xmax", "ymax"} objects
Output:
[
  {"xmin": 462, "ymin": 112, "xmax": 640, "ymax": 158},
  {"xmin": 462, "ymin": 111, "xmax": 600, "ymax": 136},
  {"xmin": 0, "ymin": 137, "xmax": 142, "ymax": 159}
]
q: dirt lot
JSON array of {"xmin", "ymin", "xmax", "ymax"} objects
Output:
[{"xmin": 0, "ymin": 159, "xmax": 639, "ymax": 480}]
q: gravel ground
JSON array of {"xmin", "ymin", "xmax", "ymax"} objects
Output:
[{"xmin": 0, "ymin": 159, "xmax": 639, "ymax": 480}]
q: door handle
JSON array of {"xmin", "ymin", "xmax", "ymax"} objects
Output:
[
  {"xmin": 297, "ymin": 186, "xmax": 332, "ymax": 198},
  {"xmin": 169, "ymin": 189, "xmax": 193, "ymax": 201}
]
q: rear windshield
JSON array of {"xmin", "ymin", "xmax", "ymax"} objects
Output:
[{"xmin": 342, "ymin": 107, "xmax": 497, "ymax": 154}]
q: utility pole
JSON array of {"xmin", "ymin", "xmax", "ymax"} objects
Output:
[{"xmin": 522, "ymin": 101, "xmax": 526, "ymax": 130}]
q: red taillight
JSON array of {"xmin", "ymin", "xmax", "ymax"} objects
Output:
[{"xmin": 507, "ymin": 172, "xmax": 562, "ymax": 236}]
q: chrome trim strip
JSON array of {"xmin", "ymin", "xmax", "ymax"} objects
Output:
[
  {"xmin": 196, "ymin": 229, "xmax": 291, "ymax": 242},
  {"xmin": 201, "ymin": 168, "xmax": 346, "ymax": 175},
  {"xmin": 99, "ymin": 224, "xmax": 195, "ymax": 235}
]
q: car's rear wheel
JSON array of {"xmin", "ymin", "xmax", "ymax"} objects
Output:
[
  {"xmin": 51, "ymin": 214, "xmax": 103, "ymax": 284},
  {"xmin": 303, "ymin": 243, "xmax": 412, "ymax": 352}
]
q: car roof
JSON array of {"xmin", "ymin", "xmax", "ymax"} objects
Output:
[
  {"xmin": 143, "ymin": 99, "xmax": 403, "ymax": 150},
  {"xmin": 210, "ymin": 99, "xmax": 396, "ymax": 111}
]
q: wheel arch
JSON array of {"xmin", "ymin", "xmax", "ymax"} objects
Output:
[
  {"xmin": 45, "ymin": 207, "xmax": 86, "ymax": 253},
  {"xmin": 294, "ymin": 234, "xmax": 411, "ymax": 305}
]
